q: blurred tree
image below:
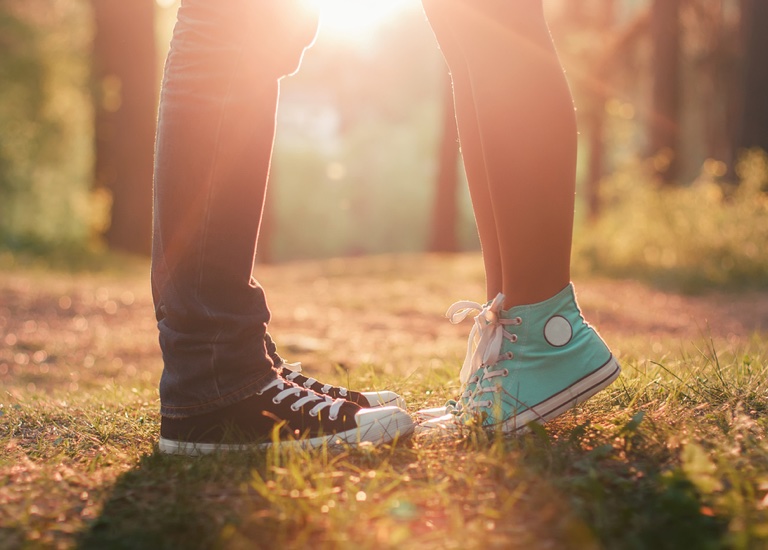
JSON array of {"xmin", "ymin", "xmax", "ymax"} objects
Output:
[
  {"xmin": 272, "ymin": 9, "xmax": 446, "ymax": 260},
  {"xmin": 257, "ymin": 170, "xmax": 277, "ymax": 265},
  {"xmin": 549, "ymin": 0, "xmax": 647, "ymax": 220},
  {"xmin": 581, "ymin": 0, "xmax": 618, "ymax": 222},
  {"xmin": 674, "ymin": 0, "xmax": 743, "ymax": 180},
  {"xmin": 736, "ymin": 0, "xmax": 768, "ymax": 156},
  {"xmin": 428, "ymin": 73, "xmax": 460, "ymax": 253},
  {"xmin": 0, "ymin": 0, "xmax": 93, "ymax": 248},
  {"xmin": 0, "ymin": 5, "xmax": 45, "ymax": 229},
  {"xmin": 91, "ymin": 0, "xmax": 158, "ymax": 255},
  {"xmin": 650, "ymin": 0, "xmax": 681, "ymax": 184}
]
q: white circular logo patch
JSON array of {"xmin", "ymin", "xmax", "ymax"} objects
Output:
[{"xmin": 543, "ymin": 315, "xmax": 572, "ymax": 347}]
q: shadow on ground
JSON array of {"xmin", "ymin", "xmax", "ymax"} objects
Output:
[
  {"xmin": 75, "ymin": 424, "xmax": 730, "ymax": 550},
  {"xmin": 76, "ymin": 450, "xmax": 268, "ymax": 550}
]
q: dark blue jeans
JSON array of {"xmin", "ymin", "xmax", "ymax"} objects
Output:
[{"xmin": 152, "ymin": 0, "xmax": 319, "ymax": 418}]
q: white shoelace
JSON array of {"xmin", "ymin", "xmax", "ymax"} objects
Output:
[
  {"xmin": 281, "ymin": 361, "xmax": 349, "ymax": 397},
  {"xmin": 256, "ymin": 378, "xmax": 346, "ymax": 421},
  {"xmin": 446, "ymin": 294, "xmax": 522, "ymax": 386}
]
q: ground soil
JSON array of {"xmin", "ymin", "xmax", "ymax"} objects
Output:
[{"xmin": 1, "ymin": 254, "xmax": 766, "ymax": 398}]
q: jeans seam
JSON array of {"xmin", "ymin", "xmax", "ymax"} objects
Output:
[{"xmin": 194, "ymin": 11, "xmax": 258, "ymax": 398}]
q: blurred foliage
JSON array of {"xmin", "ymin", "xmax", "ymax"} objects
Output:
[
  {"xmin": 0, "ymin": 0, "xmax": 765, "ymax": 289},
  {"xmin": 0, "ymin": 0, "xmax": 97, "ymax": 252},
  {"xmin": 573, "ymin": 149, "xmax": 768, "ymax": 292},
  {"xmin": 269, "ymin": 9, "xmax": 479, "ymax": 261}
]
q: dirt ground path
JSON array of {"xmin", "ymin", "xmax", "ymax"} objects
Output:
[
  {"xmin": 576, "ymin": 278, "xmax": 768, "ymax": 341},
  {"xmin": 254, "ymin": 256, "xmax": 768, "ymax": 373},
  {"xmin": 1, "ymin": 255, "xmax": 766, "ymax": 396}
]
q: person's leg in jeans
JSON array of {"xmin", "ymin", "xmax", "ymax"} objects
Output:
[
  {"xmin": 153, "ymin": 0, "xmax": 412, "ymax": 455},
  {"xmin": 419, "ymin": 0, "xmax": 620, "ymax": 431}
]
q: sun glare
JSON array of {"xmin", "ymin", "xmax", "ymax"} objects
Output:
[{"xmin": 308, "ymin": 0, "xmax": 417, "ymax": 39}]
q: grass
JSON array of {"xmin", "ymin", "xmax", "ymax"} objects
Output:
[
  {"xmin": 573, "ymin": 150, "xmax": 768, "ymax": 293},
  {"xmin": 2, "ymin": 253, "xmax": 768, "ymax": 549}
]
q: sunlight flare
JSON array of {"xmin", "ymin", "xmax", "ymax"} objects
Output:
[{"xmin": 304, "ymin": 0, "xmax": 416, "ymax": 38}]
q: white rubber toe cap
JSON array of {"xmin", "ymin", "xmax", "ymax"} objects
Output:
[
  {"xmin": 353, "ymin": 406, "xmax": 414, "ymax": 444},
  {"xmin": 362, "ymin": 391, "xmax": 406, "ymax": 409}
]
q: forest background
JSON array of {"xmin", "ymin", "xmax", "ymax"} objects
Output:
[
  {"xmin": 0, "ymin": 0, "xmax": 767, "ymax": 289},
  {"xmin": 3, "ymin": 2, "xmax": 768, "ymax": 548}
]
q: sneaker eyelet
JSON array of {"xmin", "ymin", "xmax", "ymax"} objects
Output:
[
  {"xmin": 309, "ymin": 410, "xmax": 318, "ymax": 417},
  {"xmin": 510, "ymin": 334, "xmax": 518, "ymax": 343},
  {"xmin": 503, "ymin": 369, "xmax": 509, "ymax": 376},
  {"xmin": 272, "ymin": 397, "xmax": 281, "ymax": 405},
  {"xmin": 515, "ymin": 317, "xmax": 523, "ymax": 325},
  {"xmin": 290, "ymin": 404, "xmax": 300, "ymax": 412},
  {"xmin": 328, "ymin": 415, "xmax": 338, "ymax": 422}
]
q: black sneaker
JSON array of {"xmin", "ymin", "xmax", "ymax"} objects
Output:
[
  {"xmin": 159, "ymin": 378, "xmax": 414, "ymax": 456},
  {"xmin": 265, "ymin": 333, "xmax": 406, "ymax": 409}
]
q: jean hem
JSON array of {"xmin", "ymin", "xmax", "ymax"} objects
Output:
[{"xmin": 160, "ymin": 369, "xmax": 277, "ymax": 419}]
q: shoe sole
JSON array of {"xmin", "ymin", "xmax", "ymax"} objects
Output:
[
  {"xmin": 416, "ymin": 356, "xmax": 621, "ymax": 434},
  {"xmin": 501, "ymin": 355, "xmax": 621, "ymax": 433},
  {"xmin": 158, "ymin": 409, "xmax": 415, "ymax": 456},
  {"xmin": 413, "ymin": 405, "xmax": 452, "ymax": 422}
]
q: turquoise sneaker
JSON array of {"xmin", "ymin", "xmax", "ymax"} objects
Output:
[{"xmin": 418, "ymin": 284, "xmax": 620, "ymax": 433}]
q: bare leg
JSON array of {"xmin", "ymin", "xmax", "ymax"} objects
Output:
[
  {"xmin": 423, "ymin": 2, "xmax": 502, "ymax": 300},
  {"xmin": 425, "ymin": 0, "xmax": 577, "ymax": 308}
]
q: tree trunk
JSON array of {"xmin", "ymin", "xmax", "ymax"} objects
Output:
[
  {"xmin": 584, "ymin": 0, "xmax": 616, "ymax": 222},
  {"xmin": 92, "ymin": 0, "xmax": 158, "ymax": 255},
  {"xmin": 256, "ymin": 170, "xmax": 276, "ymax": 265},
  {"xmin": 650, "ymin": 0, "xmax": 681, "ymax": 184},
  {"xmin": 736, "ymin": 0, "xmax": 768, "ymax": 155},
  {"xmin": 428, "ymin": 73, "xmax": 460, "ymax": 253},
  {"xmin": 585, "ymin": 91, "xmax": 606, "ymax": 222}
]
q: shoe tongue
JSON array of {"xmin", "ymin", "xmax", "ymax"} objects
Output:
[
  {"xmin": 481, "ymin": 293, "xmax": 505, "ymax": 322},
  {"xmin": 282, "ymin": 361, "xmax": 302, "ymax": 373},
  {"xmin": 489, "ymin": 293, "xmax": 505, "ymax": 312}
]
